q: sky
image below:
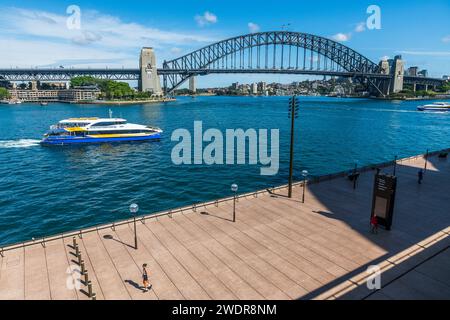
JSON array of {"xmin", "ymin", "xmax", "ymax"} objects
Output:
[{"xmin": 0, "ymin": 0, "xmax": 449, "ymax": 88}]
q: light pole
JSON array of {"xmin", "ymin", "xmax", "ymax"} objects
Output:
[
  {"xmin": 301, "ymin": 170, "xmax": 308, "ymax": 203},
  {"xmin": 424, "ymin": 149, "xmax": 429, "ymax": 174},
  {"xmin": 353, "ymin": 160, "xmax": 359, "ymax": 190},
  {"xmin": 288, "ymin": 96, "xmax": 299, "ymax": 198},
  {"xmin": 129, "ymin": 203, "xmax": 139, "ymax": 250},
  {"xmin": 231, "ymin": 184, "xmax": 238, "ymax": 222}
]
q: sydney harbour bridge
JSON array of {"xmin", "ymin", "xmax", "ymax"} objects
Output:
[{"xmin": 0, "ymin": 31, "xmax": 444, "ymax": 97}]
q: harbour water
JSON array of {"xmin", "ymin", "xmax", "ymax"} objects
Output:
[{"xmin": 0, "ymin": 96, "xmax": 449, "ymax": 246}]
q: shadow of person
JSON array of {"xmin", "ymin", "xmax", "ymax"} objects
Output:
[{"xmin": 125, "ymin": 279, "xmax": 144, "ymax": 292}]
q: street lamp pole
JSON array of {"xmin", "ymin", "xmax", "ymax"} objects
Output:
[
  {"xmin": 288, "ymin": 96, "xmax": 299, "ymax": 198},
  {"xmin": 231, "ymin": 184, "xmax": 238, "ymax": 222},
  {"xmin": 129, "ymin": 203, "xmax": 139, "ymax": 250},
  {"xmin": 424, "ymin": 149, "xmax": 429, "ymax": 173},
  {"xmin": 301, "ymin": 170, "xmax": 308, "ymax": 203}
]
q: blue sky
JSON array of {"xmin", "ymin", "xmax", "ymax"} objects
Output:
[{"xmin": 0, "ymin": 0, "xmax": 449, "ymax": 87}]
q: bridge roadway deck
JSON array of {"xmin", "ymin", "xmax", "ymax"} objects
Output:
[{"xmin": 0, "ymin": 153, "xmax": 449, "ymax": 300}]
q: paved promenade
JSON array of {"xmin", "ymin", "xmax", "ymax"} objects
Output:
[{"xmin": 0, "ymin": 153, "xmax": 449, "ymax": 300}]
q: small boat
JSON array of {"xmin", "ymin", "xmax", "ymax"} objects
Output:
[
  {"xmin": 40, "ymin": 102, "xmax": 48, "ymax": 106},
  {"xmin": 417, "ymin": 102, "xmax": 450, "ymax": 112},
  {"xmin": 40, "ymin": 117, "xmax": 162, "ymax": 146}
]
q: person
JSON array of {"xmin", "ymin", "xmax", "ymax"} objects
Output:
[
  {"xmin": 142, "ymin": 263, "xmax": 150, "ymax": 292},
  {"xmin": 370, "ymin": 214, "xmax": 378, "ymax": 234},
  {"xmin": 418, "ymin": 169, "xmax": 424, "ymax": 185}
]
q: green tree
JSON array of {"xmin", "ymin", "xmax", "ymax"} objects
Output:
[{"xmin": 0, "ymin": 87, "xmax": 10, "ymax": 99}]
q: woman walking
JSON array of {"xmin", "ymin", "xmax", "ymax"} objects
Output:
[{"xmin": 142, "ymin": 263, "xmax": 151, "ymax": 292}]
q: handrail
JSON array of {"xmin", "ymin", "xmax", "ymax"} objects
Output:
[{"xmin": 1, "ymin": 147, "xmax": 448, "ymax": 253}]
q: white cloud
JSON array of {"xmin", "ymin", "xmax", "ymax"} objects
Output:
[
  {"xmin": 195, "ymin": 11, "xmax": 218, "ymax": 27},
  {"xmin": 0, "ymin": 7, "xmax": 218, "ymax": 67},
  {"xmin": 248, "ymin": 22, "xmax": 260, "ymax": 33},
  {"xmin": 398, "ymin": 51, "xmax": 450, "ymax": 57},
  {"xmin": 355, "ymin": 22, "xmax": 366, "ymax": 33},
  {"xmin": 442, "ymin": 35, "xmax": 450, "ymax": 43},
  {"xmin": 170, "ymin": 47, "xmax": 182, "ymax": 54},
  {"xmin": 331, "ymin": 33, "xmax": 352, "ymax": 42}
]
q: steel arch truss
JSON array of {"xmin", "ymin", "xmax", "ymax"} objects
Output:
[{"xmin": 162, "ymin": 31, "xmax": 381, "ymax": 93}]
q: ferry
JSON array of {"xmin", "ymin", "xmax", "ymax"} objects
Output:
[
  {"xmin": 40, "ymin": 117, "xmax": 162, "ymax": 146},
  {"xmin": 417, "ymin": 102, "xmax": 450, "ymax": 112}
]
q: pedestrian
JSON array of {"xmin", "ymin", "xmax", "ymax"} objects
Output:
[
  {"xmin": 418, "ymin": 169, "xmax": 424, "ymax": 184},
  {"xmin": 370, "ymin": 214, "xmax": 378, "ymax": 234},
  {"xmin": 142, "ymin": 263, "xmax": 151, "ymax": 292}
]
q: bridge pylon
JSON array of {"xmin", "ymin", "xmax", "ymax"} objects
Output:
[{"xmin": 139, "ymin": 48, "xmax": 163, "ymax": 95}]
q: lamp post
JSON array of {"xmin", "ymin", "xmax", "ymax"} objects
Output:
[
  {"xmin": 424, "ymin": 149, "xmax": 429, "ymax": 174},
  {"xmin": 353, "ymin": 160, "xmax": 359, "ymax": 190},
  {"xmin": 231, "ymin": 184, "xmax": 238, "ymax": 222},
  {"xmin": 129, "ymin": 203, "xmax": 139, "ymax": 250},
  {"xmin": 288, "ymin": 96, "xmax": 299, "ymax": 198},
  {"xmin": 301, "ymin": 170, "xmax": 308, "ymax": 203}
]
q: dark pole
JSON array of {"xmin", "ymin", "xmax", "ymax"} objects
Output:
[
  {"xmin": 393, "ymin": 156, "xmax": 398, "ymax": 176},
  {"xmin": 302, "ymin": 179, "xmax": 306, "ymax": 203},
  {"xmin": 288, "ymin": 96, "xmax": 298, "ymax": 198},
  {"xmin": 233, "ymin": 194, "xmax": 236, "ymax": 222},
  {"xmin": 133, "ymin": 215, "xmax": 137, "ymax": 250},
  {"xmin": 424, "ymin": 149, "xmax": 429, "ymax": 173},
  {"xmin": 353, "ymin": 163, "xmax": 358, "ymax": 190}
]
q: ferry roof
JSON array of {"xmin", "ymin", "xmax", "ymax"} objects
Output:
[{"xmin": 59, "ymin": 118, "xmax": 126, "ymax": 124}]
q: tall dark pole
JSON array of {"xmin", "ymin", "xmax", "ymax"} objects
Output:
[
  {"xmin": 288, "ymin": 96, "xmax": 299, "ymax": 198},
  {"xmin": 133, "ymin": 215, "xmax": 137, "ymax": 250},
  {"xmin": 302, "ymin": 179, "xmax": 306, "ymax": 203},
  {"xmin": 424, "ymin": 149, "xmax": 429, "ymax": 173},
  {"xmin": 233, "ymin": 195, "xmax": 236, "ymax": 222},
  {"xmin": 353, "ymin": 162, "xmax": 358, "ymax": 190}
]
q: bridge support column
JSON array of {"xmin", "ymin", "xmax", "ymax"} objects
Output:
[
  {"xmin": 139, "ymin": 48, "xmax": 163, "ymax": 95},
  {"xmin": 390, "ymin": 55, "xmax": 404, "ymax": 94},
  {"xmin": 425, "ymin": 84, "xmax": 428, "ymax": 92},
  {"xmin": 413, "ymin": 83, "xmax": 417, "ymax": 92},
  {"xmin": 189, "ymin": 76, "xmax": 197, "ymax": 94}
]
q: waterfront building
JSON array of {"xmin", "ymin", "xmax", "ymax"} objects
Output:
[
  {"xmin": 251, "ymin": 83, "xmax": 258, "ymax": 95},
  {"xmin": 8, "ymin": 87, "xmax": 101, "ymax": 102}
]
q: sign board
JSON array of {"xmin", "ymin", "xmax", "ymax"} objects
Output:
[{"xmin": 370, "ymin": 173, "xmax": 397, "ymax": 230}]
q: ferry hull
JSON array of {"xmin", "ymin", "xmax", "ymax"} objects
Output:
[{"xmin": 40, "ymin": 133, "xmax": 161, "ymax": 146}]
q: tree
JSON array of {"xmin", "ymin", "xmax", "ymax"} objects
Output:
[{"xmin": 0, "ymin": 87, "xmax": 10, "ymax": 99}]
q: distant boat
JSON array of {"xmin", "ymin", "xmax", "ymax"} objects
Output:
[
  {"xmin": 417, "ymin": 102, "xmax": 450, "ymax": 112},
  {"xmin": 40, "ymin": 102, "xmax": 48, "ymax": 106}
]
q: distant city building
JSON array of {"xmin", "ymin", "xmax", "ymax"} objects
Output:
[
  {"xmin": 417, "ymin": 70, "xmax": 428, "ymax": 78},
  {"xmin": 407, "ymin": 66, "xmax": 419, "ymax": 77},
  {"xmin": 251, "ymin": 83, "xmax": 258, "ymax": 95},
  {"xmin": 231, "ymin": 82, "xmax": 239, "ymax": 90}
]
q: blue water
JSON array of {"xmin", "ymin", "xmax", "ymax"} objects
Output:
[{"xmin": 0, "ymin": 96, "xmax": 449, "ymax": 246}]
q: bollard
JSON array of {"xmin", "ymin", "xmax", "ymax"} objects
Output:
[
  {"xmin": 91, "ymin": 293, "xmax": 96, "ymax": 300},
  {"xmin": 169, "ymin": 210, "xmax": 172, "ymax": 218},
  {"xmin": 77, "ymin": 251, "xmax": 82, "ymax": 265},
  {"xmin": 87, "ymin": 280, "xmax": 93, "ymax": 298},
  {"xmin": 193, "ymin": 204, "xmax": 197, "ymax": 212},
  {"xmin": 75, "ymin": 244, "xmax": 79, "ymax": 257},
  {"xmin": 215, "ymin": 200, "xmax": 218, "ymax": 207},
  {"xmin": 80, "ymin": 260, "xmax": 85, "ymax": 275},
  {"xmin": 72, "ymin": 236, "xmax": 77, "ymax": 248},
  {"xmin": 42, "ymin": 238, "xmax": 46, "ymax": 248},
  {"xmin": 84, "ymin": 270, "xmax": 89, "ymax": 284},
  {"xmin": 112, "ymin": 223, "xmax": 115, "ymax": 231}
]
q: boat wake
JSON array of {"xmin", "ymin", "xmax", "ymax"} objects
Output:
[{"xmin": 0, "ymin": 139, "xmax": 41, "ymax": 148}]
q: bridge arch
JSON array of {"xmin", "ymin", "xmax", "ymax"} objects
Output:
[{"xmin": 162, "ymin": 31, "xmax": 380, "ymax": 93}]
